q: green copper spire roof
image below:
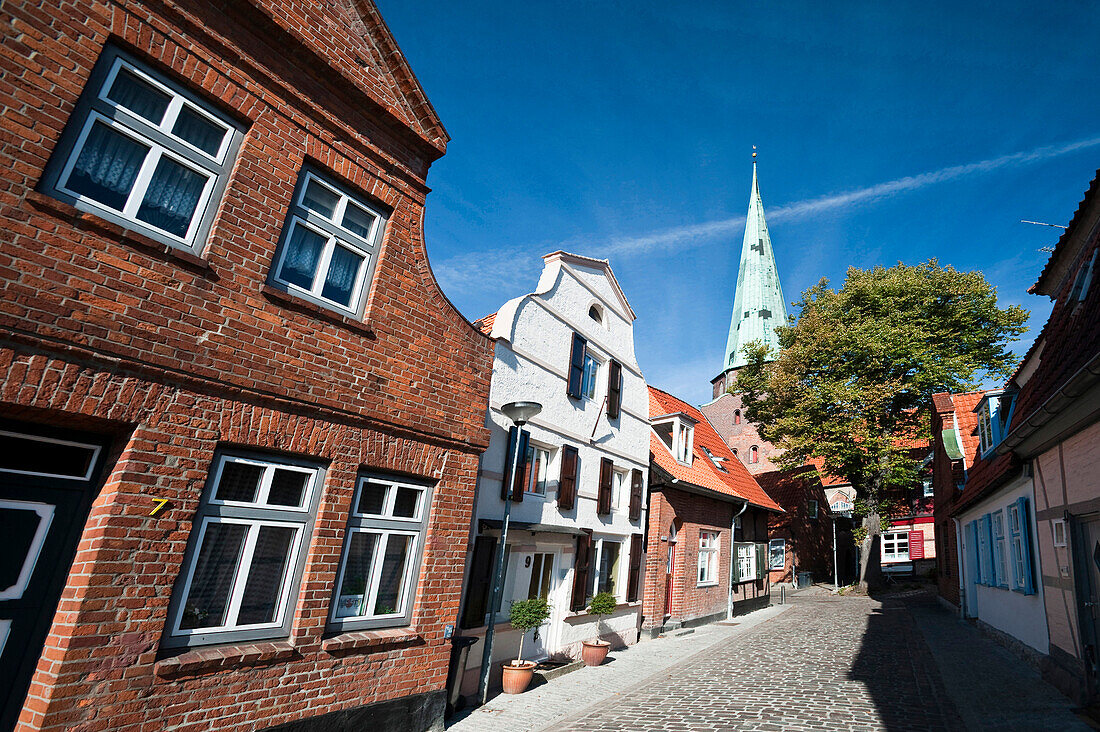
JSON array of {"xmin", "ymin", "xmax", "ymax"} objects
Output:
[{"xmin": 721, "ymin": 156, "xmax": 788, "ymax": 372}]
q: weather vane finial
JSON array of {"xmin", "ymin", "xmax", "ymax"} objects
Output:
[{"xmin": 752, "ymin": 145, "xmax": 757, "ymax": 161}]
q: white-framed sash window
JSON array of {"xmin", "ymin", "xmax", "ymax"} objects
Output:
[
  {"xmin": 329, "ymin": 474, "xmax": 432, "ymax": 631},
  {"xmin": 882, "ymin": 531, "xmax": 910, "ymax": 562},
  {"xmin": 41, "ymin": 46, "xmax": 241, "ymax": 252},
  {"xmin": 165, "ymin": 452, "xmax": 322, "ymax": 648},
  {"xmin": 698, "ymin": 530, "xmax": 719, "ymax": 586},
  {"xmin": 736, "ymin": 542, "xmax": 756, "ymax": 582}
]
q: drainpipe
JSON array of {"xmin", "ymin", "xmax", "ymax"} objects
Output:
[
  {"xmin": 952, "ymin": 517, "xmax": 966, "ymax": 617},
  {"xmin": 728, "ymin": 499, "xmax": 749, "ymax": 620}
]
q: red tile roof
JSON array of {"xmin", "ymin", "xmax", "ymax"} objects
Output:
[
  {"xmin": 934, "ymin": 389, "xmax": 1021, "ymax": 514},
  {"xmin": 472, "ymin": 312, "xmax": 496, "ymax": 336},
  {"xmin": 808, "ymin": 457, "xmax": 849, "ymax": 487},
  {"xmin": 648, "ymin": 386, "xmax": 782, "ymax": 512},
  {"xmin": 946, "ymin": 390, "xmax": 985, "ymax": 470}
]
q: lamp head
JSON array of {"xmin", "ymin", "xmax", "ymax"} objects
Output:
[{"xmin": 501, "ymin": 401, "xmax": 542, "ymax": 426}]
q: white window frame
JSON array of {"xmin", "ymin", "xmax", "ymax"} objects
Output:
[
  {"xmin": 523, "ymin": 444, "xmax": 553, "ymax": 497},
  {"xmin": 41, "ymin": 46, "xmax": 241, "ymax": 252},
  {"xmin": 580, "ymin": 350, "xmax": 600, "ymax": 401},
  {"xmin": 698, "ymin": 530, "xmax": 720, "ymax": 586},
  {"xmin": 612, "ymin": 468, "xmax": 628, "ymax": 508},
  {"xmin": 1053, "ymin": 518, "xmax": 1067, "ymax": 547},
  {"xmin": 881, "ymin": 531, "xmax": 910, "ymax": 562},
  {"xmin": 736, "ymin": 542, "xmax": 756, "ymax": 582},
  {"xmin": 1008, "ymin": 502, "xmax": 1027, "ymax": 592},
  {"xmin": 992, "ymin": 510, "xmax": 1009, "ymax": 588},
  {"xmin": 329, "ymin": 474, "xmax": 432, "ymax": 631},
  {"xmin": 165, "ymin": 451, "xmax": 323, "ymax": 648},
  {"xmin": 674, "ymin": 422, "xmax": 693, "ymax": 464},
  {"xmin": 269, "ymin": 169, "xmax": 387, "ymax": 318},
  {"xmin": 0, "ymin": 430, "xmax": 102, "ymax": 481},
  {"xmin": 593, "ymin": 538, "xmax": 624, "ymax": 600}
]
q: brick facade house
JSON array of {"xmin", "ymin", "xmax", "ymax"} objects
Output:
[
  {"xmin": 755, "ymin": 467, "xmax": 837, "ymax": 585},
  {"xmin": 0, "ymin": 2, "xmax": 492, "ymax": 730},
  {"xmin": 642, "ymin": 387, "xmax": 781, "ymax": 636}
]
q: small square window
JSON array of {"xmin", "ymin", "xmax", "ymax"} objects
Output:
[
  {"xmin": 1053, "ymin": 519, "xmax": 1067, "ymax": 547},
  {"xmin": 329, "ymin": 474, "xmax": 432, "ymax": 631},
  {"xmin": 165, "ymin": 451, "xmax": 322, "ymax": 648},
  {"xmin": 41, "ymin": 47, "xmax": 240, "ymax": 252},
  {"xmin": 269, "ymin": 170, "xmax": 386, "ymax": 318}
]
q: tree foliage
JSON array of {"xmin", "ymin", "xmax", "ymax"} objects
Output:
[
  {"xmin": 734, "ymin": 261, "xmax": 1028, "ymax": 582},
  {"xmin": 509, "ymin": 596, "xmax": 551, "ymax": 664}
]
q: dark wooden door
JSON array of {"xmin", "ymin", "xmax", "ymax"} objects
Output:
[{"xmin": 0, "ymin": 423, "xmax": 109, "ymax": 730}]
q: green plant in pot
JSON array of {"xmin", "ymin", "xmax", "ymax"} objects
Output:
[
  {"xmin": 581, "ymin": 591, "xmax": 617, "ymax": 666},
  {"xmin": 501, "ymin": 596, "xmax": 551, "ymax": 694}
]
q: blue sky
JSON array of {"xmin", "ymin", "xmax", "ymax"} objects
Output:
[{"xmin": 378, "ymin": 1, "xmax": 1100, "ymax": 405}]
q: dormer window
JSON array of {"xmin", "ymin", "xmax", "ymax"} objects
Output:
[
  {"xmin": 975, "ymin": 390, "xmax": 1015, "ymax": 457},
  {"xmin": 1068, "ymin": 249, "xmax": 1097, "ymax": 306},
  {"xmin": 652, "ymin": 412, "xmax": 697, "ymax": 466}
]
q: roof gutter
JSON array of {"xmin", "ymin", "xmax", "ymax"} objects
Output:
[{"xmin": 998, "ymin": 350, "xmax": 1100, "ymax": 457}]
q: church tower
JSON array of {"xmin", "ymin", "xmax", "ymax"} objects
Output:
[{"xmin": 711, "ymin": 151, "xmax": 788, "ymax": 398}]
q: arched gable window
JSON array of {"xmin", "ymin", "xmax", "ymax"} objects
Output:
[
  {"xmin": 734, "ymin": 410, "xmax": 741, "ymax": 425},
  {"xmin": 588, "ymin": 304, "xmax": 603, "ymax": 325},
  {"xmin": 750, "ymin": 446, "xmax": 759, "ymax": 464}
]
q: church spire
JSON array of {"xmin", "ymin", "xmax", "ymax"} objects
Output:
[{"xmin": 720, "ymin": 151, "xmax": 788, "ymax": 373}]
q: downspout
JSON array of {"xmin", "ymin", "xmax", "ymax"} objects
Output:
[
  {"xmin": 952, "ymin": 517, "xmax": 966, "ymax": 618},
  {"xmin": 728, "ymin": 499, "xmax": 749, "ymax": 620}
]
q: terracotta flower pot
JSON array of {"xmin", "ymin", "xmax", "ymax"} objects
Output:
[
  {"xmin": 501, "ymin": 660, "xmax": 537, "ymax": 694},
  {"xmin": 581, "ymin": 640, "xmax": 610, "ymax": 666}
]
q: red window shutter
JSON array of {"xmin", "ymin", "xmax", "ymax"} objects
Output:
[
  {"xmin": 460, "ymin": 535, "xmax": 497, "ymax": 628},
  {"xmin": 567, "ymin": 332, "xmax": 587, "ymax": 398},
  {"xmin": 558, "ymin": 444, "xmax": 578, "ymax": 510},
  {"xmin": 629, "ymin": 468, "xmax": 643, "ymax": 522},
  {"xmin": 571, "ymin": 530, "xmax": 592, "ymax": 611},
  {"xmin": 606, "ymin": 359, "xmax": 622, "ymax": 419},
  {"xmin": 598, "ymin": 458, "xmax": 614, "ymax": 515},
  {"xmin": 627, "ymin": 533, "xmax": 643, "ymax": 602}
]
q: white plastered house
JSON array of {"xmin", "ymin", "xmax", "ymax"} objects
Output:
[{"xmin": 456, "ymin": 251, "xmax": 649, "ymax": 697}]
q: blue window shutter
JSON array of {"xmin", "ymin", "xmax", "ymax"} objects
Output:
[
  {"xmin": 567, "ymin": 332, "xmax": 587, "ymax": 398},
  {"xmin": 1017, "ymin": 497, "xmax": 1036, "ymax": 595},
  {"xmin": 990, "ymin": 510, "xmax": 998, "ymax": 585},
  {"xmin": 967, "ymin": 521, "xmax": 980, "ymax": 584}
]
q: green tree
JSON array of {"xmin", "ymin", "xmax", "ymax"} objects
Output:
[
  {"xmin": 734, "ymin": 261, "xmax": 1028, "ymax": 588},
  {"xmin": 508, "ymin": 596, "xmax": 551, "ymax": 665}
]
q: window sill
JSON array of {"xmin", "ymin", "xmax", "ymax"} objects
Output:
[
  {"xmin": 261, "ymin": 285, "xmax": 375, "ymax": 338},
  {"xmin": 322, "ymin": 627, "xmax": 423, "ymax": 654},
  {"xmin": 565, "ymin": 600, "xmax": 639, "ymax": 619},
  {"xmin": 25, "ymin": 191, "xmax": 218, "ymax": 279},
  {"xmin": 696, "ymin": 581, "xmax": 719, "ymax": 588},
  {"xmin": 154, "ymin": 640, "xmax": 297, "ymax": 678}
]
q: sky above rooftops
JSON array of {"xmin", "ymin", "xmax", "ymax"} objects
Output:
[{"xmin": 378, "ymin": 0, "xmax": 1100, "ymax": 405}]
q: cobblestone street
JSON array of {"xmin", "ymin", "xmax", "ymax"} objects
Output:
[{"xmin": 451, "ymin": 589, "xmax": 1086, "ymax": 732}]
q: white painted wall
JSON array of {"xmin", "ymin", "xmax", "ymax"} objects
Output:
[
  {"xmin": 957, "ymin": 474, "xmax": 1049, "ymax": 653},
  {"xmin": 461, "ymin": 253, "xmax": 650, "ymax": 688}
]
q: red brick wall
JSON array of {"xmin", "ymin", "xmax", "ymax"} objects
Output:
[
  {"xmin": 0, "ymin": 1, "xmax": 492, "ymax": 730},
  {"xmin": 699, "ymin": 392, "xmax": 782, "ymax": 475}
]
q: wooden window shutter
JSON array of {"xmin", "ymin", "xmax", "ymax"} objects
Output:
[
  {"xmin": 571, "ymin": 530, "xmax": 593, "ymax": 611},
  {"xmin": 460, "ymin": 535, "xmax": 497, "ymax": 628},
  {"xmin": 628, "ymin": 468, "xmax": 643, "ymax": 522},
  {"xmin": 597, "ymin": 458, "xmax": 614, "ymax": 515},
  {"xmin": 756, "ymin": 542, "xmax": 768, "ymax": 581},
  {"xmin": 567, "ymin": 332, "xmax": 587, "ymax": 398},
  {"xmin": 501, "ymin": 426, "xmax": 529, "ymax": 502},
  {"xmin": 627, "ymin": 533, "xmax": 643, "ymax": 602},
  {"xmin": 731, "ymin": 543, "xmax": 741, "ymax": 584},
  {"xmin": 558, "ymin": 444, "xmax": 578, "ymax": 510},
  {"xmin": 606, "ymin": 359, "xmax": 622, "ymax": 419}
]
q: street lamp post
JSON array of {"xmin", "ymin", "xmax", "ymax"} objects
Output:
[{"xmin": 478, "ymin": 400, "xmax": 542, "ymax": 706}]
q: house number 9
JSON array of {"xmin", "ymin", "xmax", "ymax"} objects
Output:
[{"xmin": 524, "ymin": 556, "xmax": 532, "ymax": 568}]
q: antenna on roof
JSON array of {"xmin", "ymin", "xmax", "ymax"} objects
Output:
[{"xmin": 1020, "ymin": 219, "xmax": 1067, "ymax": 230}]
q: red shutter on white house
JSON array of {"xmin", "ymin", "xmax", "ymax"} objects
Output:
[
  {"xmin": 558, "ymin": 444, "xmax": 578, "ymax": 510},
  {"xmin": 571, "ymin": 530, "xmax": 592, "ymax": 611},
  {"xmin": 597, "ymin": 458, "xmax": 613, "ymax": 515},
  {"xmin": 628, "ymin": 468, "xmax": 643, "ymax": 522},
  {"xmin": 627, "ymin": 533, "xmax": 643, "ymax": 602}
]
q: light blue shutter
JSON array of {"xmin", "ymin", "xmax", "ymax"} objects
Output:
[
  {"xmin": 983, "ymin": 514, "xmax": 997, "ymax": 586},
  {"xmin": 967, "ymin": 521, "xmax": 980, "ymax": 584},
  {"xmin": 1017, "ymin": 497, "xmax": 1036, "ymax": 595}
]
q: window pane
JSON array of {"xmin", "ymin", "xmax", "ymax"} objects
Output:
[
  {"xmin": 392, "ymin": 487, "xmax": 421, "ymax": 518},
  {"xmin": 172, "ymin": 105, "xmax": 226, "ymax": 156},
  {"xmin": 268, "ymin": 468, "xmax": 308, "ymax": 508},
  {"xmin": 582, "ymin": 355, "xmax": 598, "ymax": 399},
  {"xmin": 374, "ymin": 534, "xmax": 412, "ymax": 615},
  {"xmin": 302, "ymin": 179, "xmax": 339, "ymax": 219},
  {"xmin": 237, "ymin": 525, "xmax": 296, "ymax": 625},
  {"xmin": 599, "ymin": 542, "xmax": 620, "ymax": 595},
  {"xmin": 136, "ymin": 155, "xmax": 207, "ymax": 237},
  {"xmin": 527, "ymin": 554, "xmax": 544, "ymax": 600},
  {"xmin": 277, "ymin": 224, "xmax": 326, "ymax": 291},
  {"xmin": 356, "ymin": 481, "xmax": 387, "ymax": 515},
  {"xmin": 215, "ymin": 461, "xmax": 263, "ymax": 503},
  {"xmin": 65, "ymin": 121, "xmax": 149, "ymax": 211},
  {"xmin": 0, "ymin": 433, "xmax": 96, "ymax": 478},
  {"xmin": 106, "ymin": 67, "xmax": 170, "ymax": 124},
  {"xmin": 1, "ymin": 505, "xmax": 44, "ymax": 594},
  {"xmin": 342, "ymin": 200, "xmax": 377, "ymax": 239},
  {"xmin": 180, "ymin": 522, "xmax": 248, "ymax": 629},
  {"xmin": 335, "ymin": 531, "xmax": 378, "ymax": 618},
  {"xmin": 320, "ymin": 243, "xmax": 364, "ymax": 307}
]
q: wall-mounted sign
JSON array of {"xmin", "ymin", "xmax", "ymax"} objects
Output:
[{"xmin": 769, "ymin": 538, "xmax": 785, "ymax": 570}]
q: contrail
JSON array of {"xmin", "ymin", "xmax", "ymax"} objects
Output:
[{"xmin": 600, "ymin": 134, "xmax": 1100, "ymax": 257}]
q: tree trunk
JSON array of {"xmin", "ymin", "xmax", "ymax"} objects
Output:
[
  {"xmin": 857, "ymin": 510, "xmax": 883, "ymax": 590},
  {"xmin": 516, "ymin": 631, "xmax": 525, "ymax": 665}
]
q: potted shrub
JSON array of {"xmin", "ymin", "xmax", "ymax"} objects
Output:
[
  {"xmin": 501, "ymin": 596, "xmax": 551, "ymax": 694},
  {"xmin": 581, "ymin": 591, "xmax": 617, "ymax": 666}
]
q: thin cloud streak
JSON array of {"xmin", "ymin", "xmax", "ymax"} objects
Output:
[
  {"xmin": 600, "ymin": 134, "xmax": 1100, "ymax": 257},
  {"xmin": 433, "ymin": 135, "xmax": 1100, "ymax": 297}
]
